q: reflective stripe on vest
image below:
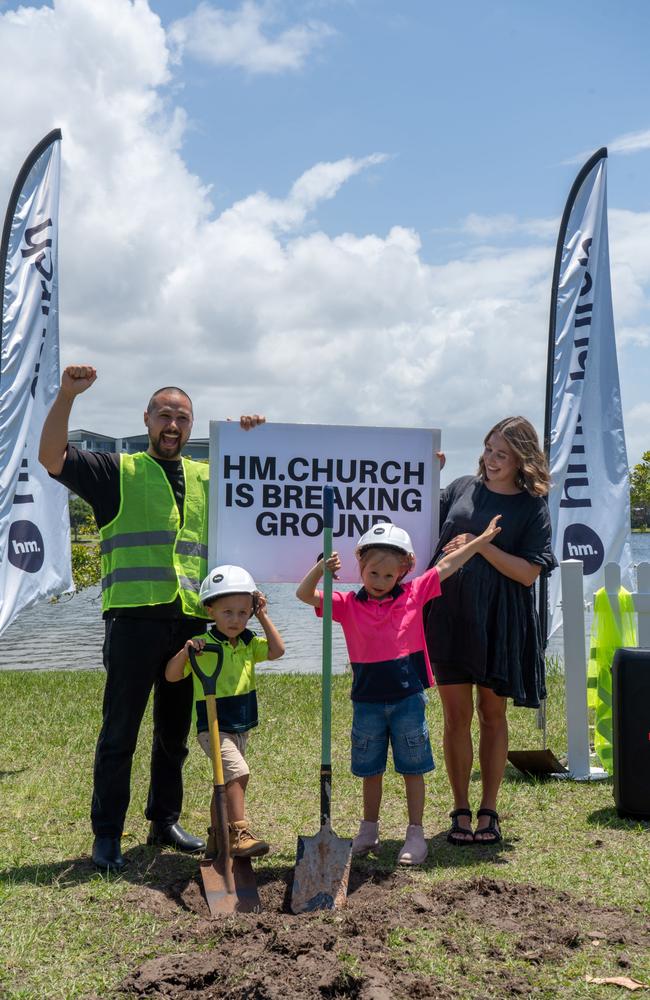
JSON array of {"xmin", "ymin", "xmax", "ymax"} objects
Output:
[{"xmin": 99, "ymin": 452, "xmax": 210, "ymax": 617}]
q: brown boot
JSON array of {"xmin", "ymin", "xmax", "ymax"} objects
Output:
[{"xmin": 228, "ymin": 820, "xmax": 270, "ymax": 858}]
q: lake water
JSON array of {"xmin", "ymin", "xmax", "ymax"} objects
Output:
[{"xmin": 1, "ymin": 534, "xmax": 649, "ymax": 673}]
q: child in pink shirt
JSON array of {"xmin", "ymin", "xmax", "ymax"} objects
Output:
[{"xmin": 297, "ymin": 517, "xmax": 501, "ymax": 866}]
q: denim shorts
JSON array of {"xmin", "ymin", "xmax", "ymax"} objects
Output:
[{"xmin": 350, "ymin": 691, "xmax": 435, "ymax": 777}]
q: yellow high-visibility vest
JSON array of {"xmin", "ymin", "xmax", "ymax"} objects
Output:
[{"xmin": 99, "ymin": 452, "xmax": 209, "ymax": 618}]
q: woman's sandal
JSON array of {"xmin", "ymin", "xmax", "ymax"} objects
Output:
[
  {"xmin": 447, "ymin": 808, "xmax": 474, "ymax": 846},
  {"xmin": 474, "ymin": 808, "xmax": 502, "ymax": 845}
]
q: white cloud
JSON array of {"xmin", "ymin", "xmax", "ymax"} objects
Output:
[
  {"xmin": 462, "ymin": 213, "xmax": 558, "ymax": 241},
  {"xmin": 608, "ymin": 128, "xmax": 650, "ymax": 156},
  {"xmin": 215, "ymin": 154, "xmax": 388, "ymax": 234},
  {"xmin": 0, "ymin": 0, "xmax": 648, "ymax": 488},
  {"xmin": 169, "ymin": 1, "xmax": 333, "ymax": 74},
  {"xmin": 566, "ymin": 127, "xmax": 650, "ymax": 165}
]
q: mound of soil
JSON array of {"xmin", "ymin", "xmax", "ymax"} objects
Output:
[{"xmin": 117, "ymin": 868, "xmax": 650, "ymax": 999}]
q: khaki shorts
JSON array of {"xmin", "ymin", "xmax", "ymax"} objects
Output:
[{"xmin": 197, "ymin": 730, "xmax": 250, "ymax": 783}]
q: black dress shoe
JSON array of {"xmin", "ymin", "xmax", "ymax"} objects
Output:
[
  {"xmin": 147, "ymin": 822, "xmax": 206, "ymax": 853},
  {"xmin": 92, "ymin": 835, "xmax": 125, "ymax": 872}
]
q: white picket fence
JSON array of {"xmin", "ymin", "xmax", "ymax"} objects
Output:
[{"xmin": 559, "ymin": 559, "xmax": 650, "ymax": 779}]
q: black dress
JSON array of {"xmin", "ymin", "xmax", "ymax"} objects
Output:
[{"xmin": 424, "ymin": 476, "xmax": 557, "ymax": 708}]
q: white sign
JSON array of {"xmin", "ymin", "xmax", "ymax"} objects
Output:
[
  {"xmin": 0, "ymin": 130, "xmax": 72, "ymax": 635},
  {"xmin": 209, "ymin": 421, "xmax": 440, "ymax": 583},
  {"xmin": 546, "ymin": 150, "xmax": 633, "ymax": 635}
]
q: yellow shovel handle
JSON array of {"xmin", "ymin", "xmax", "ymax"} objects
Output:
[{"xmin": 205, "ymin": 694, "xmax": 225, "ymax": 787}]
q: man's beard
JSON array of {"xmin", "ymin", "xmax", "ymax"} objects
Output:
[{"xmin": 150, "ymin": 432, "xmax": 183, "ymax": 459}]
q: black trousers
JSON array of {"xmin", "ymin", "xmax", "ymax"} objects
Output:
[{"xmin": 91, "ymin": 617, "xmax": 201, "ymax": 837}]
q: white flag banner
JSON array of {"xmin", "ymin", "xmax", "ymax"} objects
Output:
[
  {"xmin": 209, "ymin": 421, "xmax": 440, "ymax": 583},
  {"xmin": 0, "ymin": 129, "xmax": 72, "ymax": 634},
  {"xmin": 545, "ymin": 148, "xmax": 633, "ymax": 636}
]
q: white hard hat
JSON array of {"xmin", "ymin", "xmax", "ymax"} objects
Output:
[
  {"xmin": 355, "ymin": 523, "xmax": 415, "ymax": 558},
  {"xmin": 199, "ymin": 564, "xmax": 257, "ymax": 604}
]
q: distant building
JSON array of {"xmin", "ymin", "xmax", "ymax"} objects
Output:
[
  {"xmin": 68, "ymin": 429, "xmax": 116, "ymax": 453},
  {"xmin": 69, "ymin": 429, "xmax": 209, "ymax": 461}
]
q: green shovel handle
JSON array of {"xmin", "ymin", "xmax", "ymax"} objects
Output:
[{"xmin": 320, "ymin": 486, "xmax": 334, "ymax": 823}]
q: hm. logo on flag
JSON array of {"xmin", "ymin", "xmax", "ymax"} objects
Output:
[{"xmin": 8, "ymin": 521, "xmax": 45, "ymax": 573}]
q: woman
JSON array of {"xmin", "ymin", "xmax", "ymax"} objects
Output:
[{"xmin": 425, "ymin": 417, "xmax": 556, "ymax": 845}]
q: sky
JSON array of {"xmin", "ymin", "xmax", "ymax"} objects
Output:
[{"xmin": 1, "ymin": 0, "xmax": 649, "ymax": 483}]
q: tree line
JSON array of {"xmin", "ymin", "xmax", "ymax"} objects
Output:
[{"xmin": 630, "ymin": 451, "xmax": 650, "ymax": 529}]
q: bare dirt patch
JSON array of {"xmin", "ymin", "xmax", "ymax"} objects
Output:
[{"xmin": 117, "ymin": 869, "xmax": 650, "ymax": 1000}]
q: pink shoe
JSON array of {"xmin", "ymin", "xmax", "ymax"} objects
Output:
[
  {"xmin": 352, "ymin": 820, "xmax": 380, "ymax": 856},
  {"xmin": 397, "ymin": 824, "xmax": 428, "ymax": 865}
]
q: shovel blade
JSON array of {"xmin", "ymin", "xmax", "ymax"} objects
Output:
[
  {"xmin": 290, "ymin": 820, "xmax": 352, "ymax": 914},
  {"xmin": 200, "ymin": 855, "xmax": 261, "ymax": 915},
  {"xmin": 507, "ymin": 748, "xmax": 568, "ymax": 777}
]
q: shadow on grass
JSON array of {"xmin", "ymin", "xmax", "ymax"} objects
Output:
[
  {"xmin": 0, "ymin": 843, "xmax": 292, "ymax": 889},
  {"xmin": 0, "ymin": 767, "xmax": 28, "ymax": 780},
  {"xmin": 0, "ymin": 830, "xmax": 517, "ymax": 900},
  {"xmin": 501, "ymin": 763, "xmax": 575, "ymax": 784},
  {"xmin": 352, "ymin": 831, "xmax": 515, "ymax": 873},
  {"xmin": 587, "ymin": 806, "xmax": 650, "ymax": 830}
]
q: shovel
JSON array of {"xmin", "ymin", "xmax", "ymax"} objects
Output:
[
  {"xmin": 291, "ymin": 485, "xmax": 353, "ymax": 914},
  {"xmin": 507, "ymin": 699, "xmax": 567, "ymax": 777},
  {"xmin": 507, "ymin": 576, "xmax": 567, "ymax": 777},
  {"xmin": 188, "ymin": 643, "xmax": 261, "ymax": 914}
]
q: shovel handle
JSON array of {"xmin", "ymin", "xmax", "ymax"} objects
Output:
[
  {"xmin": 205, "ymin": 694, "xmax": 226, "ymax": 787},
  {"xmin": 321, "ymin": 486, "xmax": 334, "ymax": 821},
  {"xmin": 188, "ymin": 644, "xmax": 226, "ymax": 786},
  {"xmin": 188, "ymin": 644, "xmax": 235, "ymax": 887},
  {"xmin": 188, "ymin": 642, "xmax": 225, "ymax": 697}
]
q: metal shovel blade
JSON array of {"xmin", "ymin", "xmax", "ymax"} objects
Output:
[
  {"xmin": 507, "ymin": 748, "xmax": 568, "ymax": 776},
  {"xmin": 290, "ymin": 820, "xmax": 352, "ymax": 914},
  {"xmin": 200, "ymin": 855, "xmax": 261, "ymax": 914}
]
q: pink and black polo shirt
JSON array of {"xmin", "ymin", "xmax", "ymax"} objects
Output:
[{"xmin": 316, "ymin": 567, "xmax": 441, "ymax": 703}]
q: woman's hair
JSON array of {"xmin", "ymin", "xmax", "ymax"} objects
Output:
[
  {"xmin": 357, "ymin": 545, "xmax": 415, "ymax": 581},
  {"xmin": 477, "ymin": 416, "xmax": 551, "ymax": 496}
]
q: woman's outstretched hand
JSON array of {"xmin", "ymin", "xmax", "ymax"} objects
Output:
[{"xmin": 442, "ymin": 532, "xmax": 476, "ymax": 554}]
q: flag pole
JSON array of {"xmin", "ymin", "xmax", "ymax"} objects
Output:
[
  {"xmin": 0, "ymin": 128, "xmax": 69, "ymax": 634},
  {"xmin": 539, "ymin": 146, "xmax": 608, "ymax": 645},
  {"xmin": 0, "ymin": 129, "xmax": 62, "ymax": 320}
]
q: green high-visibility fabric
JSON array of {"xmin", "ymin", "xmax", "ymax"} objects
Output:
[
  {"xmin": 100, "ymin": 452, "xmax": 210, "ymax": 618},
  {"xmin": 184, "ymin": 627, "xmax": 268, "ymax": 733},
  {"xmin": 587, "ymin": 587, "xmax": 636, "ymax": 773}
]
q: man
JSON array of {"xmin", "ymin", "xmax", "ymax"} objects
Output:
[{"xmin": 39, "ymin": 364, "xmax": 264, "ymax": 871}]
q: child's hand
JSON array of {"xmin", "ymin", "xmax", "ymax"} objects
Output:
[
  {"xmin": 185, "ymin": 637, "xmax": 205, "ymax": 658},
  {"xmin": 478, "ymin": 515, "xmax": 501, "ymax": 545},
  {"xmin": 253, "ymin": 591, "xmax": 267, "ymax": 617},
  {"xmin": 324, "ymin": 552, "xmax": 341, "ymax": 579}
]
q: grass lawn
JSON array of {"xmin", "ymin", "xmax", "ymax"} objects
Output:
[{"xmin": 0, "ymin": 668, "xmax": 648, "ymax": 999}]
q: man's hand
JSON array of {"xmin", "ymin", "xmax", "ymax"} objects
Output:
[
  {"xmin": 40, "ymin": 365, "xmax": 97, "ymax": 474},
  {"xmin": 61, "ymin": 365, "xmax": 97, "ymax": 399},
  {"xmin": 239, "ymin": 414, "xmax": 265, "ymax": 431}
]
